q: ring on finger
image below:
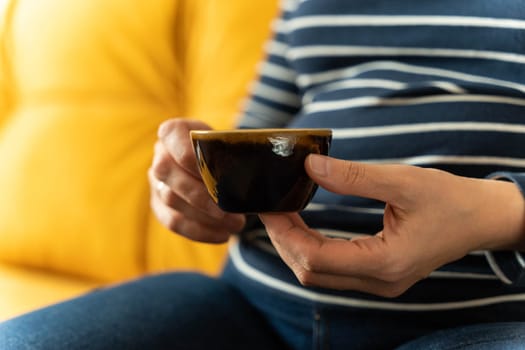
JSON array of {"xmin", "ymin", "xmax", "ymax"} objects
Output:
[{"xmin": 156, "ymin": 180, "xmax": 167, "ymax": 193}]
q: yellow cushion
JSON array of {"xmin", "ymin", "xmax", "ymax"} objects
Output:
[
  {"xmin": 0, "ymin": 0, "xmax": 199, "ymax": 281},
  {"xmin": 0, "ymin": 0, "xmax": 279, "ymax": 283},
  {"xmin": 0, "ymin": 0, "xmax": 12, "ymax": 122},
  {"xmin": 183, "ymin": 1, "xmax": 280, "ymax": 129},
  {"xmin": 0, "ymin": 262, "xmax": 100, "ymax": 322}
]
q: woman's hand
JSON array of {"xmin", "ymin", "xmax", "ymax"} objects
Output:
[
  {"xmin": 149, "ymin": 119, "xmax": 246, "ymax": 243},
  {"xmin": 260, "ymin": 154, "xmax": 525, "ymax": 297}
]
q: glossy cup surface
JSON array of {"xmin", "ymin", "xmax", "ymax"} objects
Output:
[{"xmin": 190, "ymin": 128, "xmax": 332, "ymax": 213}]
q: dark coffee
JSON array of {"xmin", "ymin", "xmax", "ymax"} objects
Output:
[{"xmin": 191, "ymin": 129, "xmax": 331, "ymax": 213}]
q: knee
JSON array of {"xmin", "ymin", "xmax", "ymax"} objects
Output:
[{"xmin": 398, "ymin": 322, "xmax": 525, "ymax": 349}]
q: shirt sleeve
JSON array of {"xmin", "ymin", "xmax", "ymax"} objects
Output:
[
  {"xmin": 485, "ymin": 172, "xmax": 525, "ymax": 287},
  {"xmin": 236, "ymin": 0, "xmax": 302, "ymax": 129}
]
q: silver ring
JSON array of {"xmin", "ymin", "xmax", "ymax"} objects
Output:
[{"xmin": 156, "ymin": 180, "xmax": 167, "ymax": 193}]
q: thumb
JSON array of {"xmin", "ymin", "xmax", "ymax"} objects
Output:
[{"xmin": 305, "ymin": 154, "xmax": 411, "ymax": 205}]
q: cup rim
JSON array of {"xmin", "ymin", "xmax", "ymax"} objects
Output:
[{"xmin": 190, "ymin": 128, "xmax": 332, "ymax": 137}]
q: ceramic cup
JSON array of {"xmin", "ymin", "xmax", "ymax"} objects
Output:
[{"xmin": 190, "ymin": 128, "xmax": 332, "ymax": 213}]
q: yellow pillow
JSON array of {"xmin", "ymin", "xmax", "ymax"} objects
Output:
[
  {"xmin": 0, "ymin": 0, "xmax": 182, "ymax": 281},
  {"xmin": 183, "ymin": 1, "xmax": 280, "ymax": 129},
  {"xmin": 0, "ymin": 0, "xmax": 279, "ymax": 281},
  {"xmin": 0, "ymin": 0, "xmax": 13, "ymax": 123}
]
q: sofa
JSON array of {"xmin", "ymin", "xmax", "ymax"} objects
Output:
[{"xmin": 0, "ymin": 0, "xmax": 278, "ymax": 321}]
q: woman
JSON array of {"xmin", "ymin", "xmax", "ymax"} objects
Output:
[{"xmin": 2, "ymin": 0, "xmax": 525, "ymax": 348}]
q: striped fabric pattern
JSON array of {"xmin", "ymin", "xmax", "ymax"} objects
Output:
[{"xmin": 236, "ymin": 0, "xmax": 525, "ymax": 310}]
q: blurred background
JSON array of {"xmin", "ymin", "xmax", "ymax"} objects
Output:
[{"xmin": 0, "ymin": 0, "xmax": 278, "ymax": 320}]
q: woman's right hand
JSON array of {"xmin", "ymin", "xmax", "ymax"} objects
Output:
[{"xmin": 148, "ymin": 118, "xmax": 246, "ymax": 243}]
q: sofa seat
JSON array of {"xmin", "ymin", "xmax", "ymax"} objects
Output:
[{"xmin": 0, "ymin": 263, "xmax": 101, "ymax": 321}]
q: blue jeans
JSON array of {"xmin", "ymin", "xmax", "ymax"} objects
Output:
[
  {"xmin": 397, "ymin": 323, "xmax": 525, "ymax": 350},
  {"xmin": 1, "ymin": 259, "xmax": 524, "ymax": 349},
  {"xmin": 0, "ymin": 269, "xmax": 287, "ymax": 350}
]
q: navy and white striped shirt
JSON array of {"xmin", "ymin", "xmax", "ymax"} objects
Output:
[{"xmin": 234, "ymin": 0, "xmax": 525, "ymax": 311}]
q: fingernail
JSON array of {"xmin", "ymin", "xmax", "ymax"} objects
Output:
[
  {"xmin": 308, "ymin": 154, "xmax": 328, "ymax": 177},
  {"xmin": 207, "ymin": 200, "xmax": 225, "ymax": 220}
]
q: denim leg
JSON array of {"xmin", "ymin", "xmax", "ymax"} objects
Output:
[
  {"xmin": 397, "ymin": 322, "xmax": 525, "ymax": 350},
  {"xmin": 0, "ymin": 272, "xmax": 288, "ymax": 350}
]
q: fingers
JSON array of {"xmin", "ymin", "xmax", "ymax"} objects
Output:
[
  {"xmin": 261, "ymin": 213, "xmax": 385, "ymax": 276},
  {"xmin": 150, "ymin": 145, "xmax": 224, "ymax": 220},
  {"xmin": 149, "ymin": 157, "xmax": 245, "ymax": 223},
  {"xmin": 260, "ymin": 213, "xmax": 326, "ymax": 278},
  {"xmin": 260, "ymin": 213, "xmax": 426, "ymax": 297},
  {"xmin": 150, "ymin": 192, "xmax": 232, "ymax": 243},
  {"xmin": 150, "ymin": 170, "xmax": 246, "ymax": 241},
  {"xmin": 157, "ymin": 118, "xmax": 212, "ymax": 178},
  {"xmin": 306, "ymin": 154, "xmax": 417, "ymax": 207},
  {"xmin": 291, "ymin": 267, "xmax": 414, "ymax": 298},
  {"xmin": 149, "ymin": 118, "xmax": 246, "ymax": 242}
]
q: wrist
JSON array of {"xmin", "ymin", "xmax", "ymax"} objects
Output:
[{"xmin": 481, "ymin": 177, "xmax": 525, "ymax": 251}]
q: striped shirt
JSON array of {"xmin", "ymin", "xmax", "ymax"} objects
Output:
[{"xmin": 235, "ymin": 0, "xmax": 525, "ymax": 311}]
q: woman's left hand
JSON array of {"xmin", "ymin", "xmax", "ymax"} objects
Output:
[{"xmin": 259, "ymin": 154, "xmax": 525, "ymax": 297}]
